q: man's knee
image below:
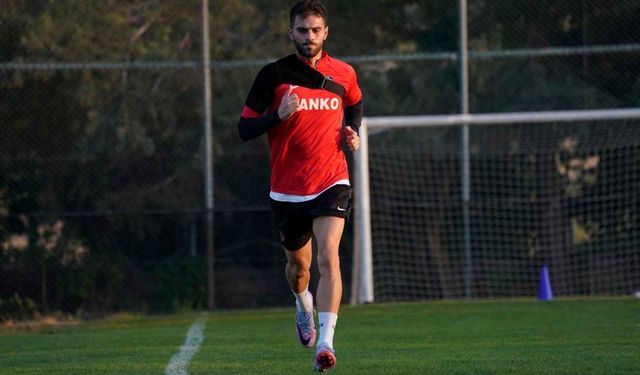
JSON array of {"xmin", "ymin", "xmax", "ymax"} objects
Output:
[
  {"xmin": 286, "ymin": 252, "xmax": 311, "ymax": 277},
  {"xmin": 317, "ymin": 250, "xmax": 340, "ymax": 275},
  {"xmin": 288, "ymin": 259, "xmax": 310, "ymax": 274}
]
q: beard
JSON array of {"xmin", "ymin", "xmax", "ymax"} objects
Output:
[{"xmin": 294, "ymin": 40, "xmax": 323, "ymax": 58}]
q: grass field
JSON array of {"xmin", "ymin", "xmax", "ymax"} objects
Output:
[{"xmin": 1, "ymin": 298, "xmax": 638, "ymax": 374}]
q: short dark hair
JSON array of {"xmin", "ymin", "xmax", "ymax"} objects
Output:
[{"xmin": 289, "ymin": 0, "xmax": 327, "ymax": 26}]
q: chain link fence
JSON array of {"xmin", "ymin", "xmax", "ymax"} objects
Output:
[{"xmin": 2, "ymin": 0, "xmax": 639, "ymax": 317}]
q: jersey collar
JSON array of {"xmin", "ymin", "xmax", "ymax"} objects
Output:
[{"xmin": 298, "ymin": 50, "xmax": 329, "ymax": 69}]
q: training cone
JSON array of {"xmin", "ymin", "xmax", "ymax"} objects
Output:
[{"xmin": 538, "ymin": 265, "xmax": 553, "ymax": 301}]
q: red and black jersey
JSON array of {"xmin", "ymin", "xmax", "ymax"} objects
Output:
[{"xmin": 240, "ymin": 51, "xmax": 362, "ymax": 201}]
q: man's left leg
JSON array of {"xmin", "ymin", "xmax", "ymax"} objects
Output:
[{"xmin": 312, "ymin": 216, "xmax": 345, "ymax": 371}]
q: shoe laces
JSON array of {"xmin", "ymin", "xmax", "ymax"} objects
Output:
[{"xmin": 296, "ymin": 310, "xmax": 314, "ymax": 331}]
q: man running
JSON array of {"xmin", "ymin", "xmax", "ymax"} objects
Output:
[{"xmin": 237, "ymin": 0, "xmax": 363, "ymax": 372}]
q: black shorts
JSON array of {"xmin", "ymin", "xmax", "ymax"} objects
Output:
[{"xmin": 271, "ymin": 185, "xmax": 352, "ymax": 251}]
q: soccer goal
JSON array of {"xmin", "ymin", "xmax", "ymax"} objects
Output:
[{"xmin": 351, "ymin": 108, "xmax": 640, "ymax": 304}]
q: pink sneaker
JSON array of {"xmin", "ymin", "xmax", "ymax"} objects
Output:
[{"xmin": 295, "ymin": 307, "xmax": 316, "ymax": 348}]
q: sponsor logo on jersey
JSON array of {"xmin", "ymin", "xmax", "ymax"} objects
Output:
[{"xmin": 298, "ymin": 97, "xmax": 340, "ymax": 111}]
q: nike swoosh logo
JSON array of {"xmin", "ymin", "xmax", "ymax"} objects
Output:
[
  {"xmin": 337, "ymin": 206, "xmax": 346, "ymax": 211},
  {"xmin": 296, "ymin": 325, "xmax": 312, "ymax": 346}
]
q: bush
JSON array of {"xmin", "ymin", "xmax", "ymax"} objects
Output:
[{"xmin": 0, "ymin": 293, "xmax": 37, "ymax": 322}]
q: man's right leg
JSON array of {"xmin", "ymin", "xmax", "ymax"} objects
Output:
[
  {"xmin": 284, "ymin": 240, "xmax": 316, "ymax": 348},
  {"xmin": 284, "ymin": 239, "xmax": 312, "ymax": 295}
]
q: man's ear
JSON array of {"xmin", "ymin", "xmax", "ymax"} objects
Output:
[
  {"xmin": 324, "ymin": 26, "xmax": 329, "ymax": 40},
  {"xmin": 288, "ymin": 27, "xmax": 293, "ymax": 40}
]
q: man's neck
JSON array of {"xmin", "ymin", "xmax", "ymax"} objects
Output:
[{"xmin": 297, "ymin": 50, "xmax": 323, "ymax": 68}]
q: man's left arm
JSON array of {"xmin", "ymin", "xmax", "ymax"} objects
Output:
[
  {"xmin": 344, "ymin": 100, "xmax": 363, "ymax": 133},
  {"xmin": 344, "ymin": 100, "xmax": 363, "ymax": 151},
  {"xmin": 343, "ymin": 66, "xmax": 363, "ymax": 151}
]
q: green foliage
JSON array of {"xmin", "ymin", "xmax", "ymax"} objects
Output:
[
  {"xmin": 148, "ymin": 254, "xmax": 206, "ymax": 313},
  {"xmin": 0, "ymin": 293, "xmax": 37, "ymax": 322}
]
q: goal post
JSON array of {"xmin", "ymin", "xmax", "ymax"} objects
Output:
[{"xmin": 351, "ymin": 108, "xmax": 640, "ymax": 305}]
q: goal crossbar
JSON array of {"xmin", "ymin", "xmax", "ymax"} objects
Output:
[
  {"xmin": 363, "ymin": 108, "xmax": 640, "ymax": 129},
  {"xmin": 352, "ymin": 107, "xmax": 640, "ymax": 305}
]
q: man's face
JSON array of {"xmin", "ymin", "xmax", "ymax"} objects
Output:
[{"xmin": 289, "ymin": 14, "xmax": 328, "ymax": 59}]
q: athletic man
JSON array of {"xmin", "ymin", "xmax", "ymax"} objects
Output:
[{"xmin": 237, "ymin": 0, "xmax": 363, "ymax": 372}]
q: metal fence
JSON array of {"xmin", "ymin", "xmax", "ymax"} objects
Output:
[{"xmin": 1, "ymin": 0, "xmax": 639, "ymax": 317}]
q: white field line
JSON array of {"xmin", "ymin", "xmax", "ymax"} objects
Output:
[{"xmin": 165, "ymin": 316, "xmax": 207, "ymax": 375}]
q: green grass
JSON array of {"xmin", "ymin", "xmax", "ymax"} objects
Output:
[{"xmin": 1, "ymin": 298, "xmax": 638, "ymax": 374}]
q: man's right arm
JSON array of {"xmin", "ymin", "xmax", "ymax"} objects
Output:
[
  {"xmin": 237, "ymin": 63, "xmax": 278, "ymax": 142},
  {"xmin": 238, "ymin": 109, "xmax": 281, "ymax": 141},
  {"xmin": 238, "ymin": 74, "xmax": 300, "ymax": 141}
]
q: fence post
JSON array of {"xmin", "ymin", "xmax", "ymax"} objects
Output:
[
  {"xmin": 201, "ymin": 0, "xmax": 215, "ymax": 310},
  {"xmin": 459, "ymin": 0, "xmax": 473, "ymax": 298}
]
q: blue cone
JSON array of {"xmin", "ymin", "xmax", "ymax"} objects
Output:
[{"xmin": 538, "ymin": 265, "xmax": 553, "ymax": 301}]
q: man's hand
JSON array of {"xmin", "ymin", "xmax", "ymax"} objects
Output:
[
  {"xmin": 345, "ymin": 126, "xmax": 359, "ymax": 151},
  {"xmin": 278, "ymin": 85, "xmax": 300, "ymax": 120}
]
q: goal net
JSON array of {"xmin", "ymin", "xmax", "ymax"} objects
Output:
[{"xmin": 352, "ymin": 110, "xmax": 640, "ymax": 303}]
